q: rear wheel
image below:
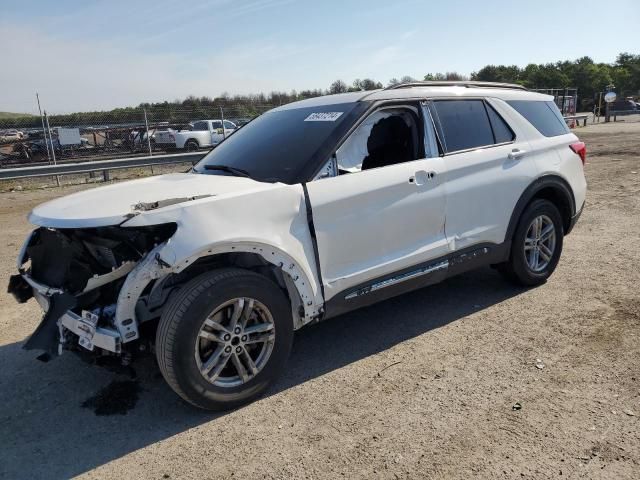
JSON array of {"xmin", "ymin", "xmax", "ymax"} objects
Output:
[
  {"xmin": 498, "ymin": 199, "xmax": 564, "ymax": 286},
  {"xmin": 156, "ymin": 268, "xmax": 293, "ymax": 410},
  {"xmin": 185, "ymin": 139, "xmax": 199, "ymax": 151}
]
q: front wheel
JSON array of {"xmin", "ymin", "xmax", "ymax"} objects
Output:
[
  {"xmin": 498, "ymin": 199, "xmax": 564, "ymax": 286},
  {"xmin": 156, "ymin": 268, "xmax": 293, "ymax": 410}
]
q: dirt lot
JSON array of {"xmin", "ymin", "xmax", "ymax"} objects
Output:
[{"xmin": 0, "ymin": 121, "xmax": 638, "ymax": 479}]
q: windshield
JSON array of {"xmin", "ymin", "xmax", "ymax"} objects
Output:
[{"xmin": 193, "ymin": 102, "xmax": 367, "ymax": 184}]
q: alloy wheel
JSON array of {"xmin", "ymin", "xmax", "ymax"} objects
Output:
[
  {"xmin": 195, "ymin": 298, "xmax": 275, "ymax": 388},
  {"xmin": 524, "ymin": 214, "xmax": 556, "ymax": 272}
]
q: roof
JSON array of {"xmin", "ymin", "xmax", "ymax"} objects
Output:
[
  {"xmin": 272, "ymin": 91, "xmax": 368, "ymax": 111},
  {"xmin": 272, "ymin": 82, "xmax": 552, "ymax": 112},
  {"xmin": 385, "ymin": 81, "xmax": 527, "ymax": 91}
]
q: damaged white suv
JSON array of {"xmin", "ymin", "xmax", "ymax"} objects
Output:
[{"xmin": 9, "ymin": 82, "xmax": 587, "ymax": 410}]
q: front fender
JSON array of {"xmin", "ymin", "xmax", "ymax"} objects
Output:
[
  {"xmin": 159, "ymin": 240, "xmax": 321, "ymax": 326},
  {"xmin": 121, "ymin": 182, "xmax": 324, "ymax": 326}
]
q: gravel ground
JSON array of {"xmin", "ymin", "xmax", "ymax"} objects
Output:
[{"xmin": 0, "ymin": 122, "xmax": 638, "ymax": 479}]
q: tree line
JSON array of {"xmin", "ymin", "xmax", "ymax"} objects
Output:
[{"xmin": 3, "ymin": 52, "xmax": 638, "ymax": 129}]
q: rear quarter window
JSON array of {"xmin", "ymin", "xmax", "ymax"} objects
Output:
[
  {"xmin": 507, "ymin": 100, "xmax": 570, "ymax": 137},
  {"xmin": 486, "ymin": 103, "xmax": 515, "ymax": 143}
]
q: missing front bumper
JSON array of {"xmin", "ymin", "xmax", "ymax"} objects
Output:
[
  {"xmin": 60, "ymin": 310, "xmax": 122, "ymax": 354},
  {"xmin": 7, "ymin": 274, "xmax": 33, "ymax": 303},
  {"xmin": 21, "ymin": 288, "xmax": 123, "ymax": 356}
]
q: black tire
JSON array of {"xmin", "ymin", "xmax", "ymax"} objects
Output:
[
  {"xmin": 185, "ymin": 139, "xmax": 199, "ymax": 151},
  {"xmin": 498, "ymin": 199, "xmax": 564, "ymax": 286},
  {"xmin": 156, "ymin": 268, "xmax": 293, "ymax": 410}
]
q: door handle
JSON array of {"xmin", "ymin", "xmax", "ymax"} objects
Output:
[
  {"xmin": 409, "ymin": 170, "xmax": 436, "ymax": 185},
  {"xmin": 508, "ymin": 148, "xmax": 526, "ymax": 160}
]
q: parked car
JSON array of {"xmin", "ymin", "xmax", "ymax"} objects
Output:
[
  {"xmin": 0, "ymin": 129, "xmax": 25, "ymax": 143},
  {"xmin": 151, "ymin": 128, "xmax": 177, "ymax": 148},
  {"xmin": 609, "ymin": 99, "xmax": 638, "ymax": 114},
  {"xmin": 172, "ymin": 120, "xmax": 237, "ymax": 151},
  {"xmin": 9, "ymin": 81, "xmax": 587, "ymax": 410}
]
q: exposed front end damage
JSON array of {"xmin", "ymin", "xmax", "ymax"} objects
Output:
[
  {"xmin": 9, "ymin": 224, "xmax": 177, "ymax": 359},
  {"xmin": 8, "ymin": 173, "xmax": 324, "ymax": 375}
]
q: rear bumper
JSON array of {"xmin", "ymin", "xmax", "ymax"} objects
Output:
[{"xmin": 566, "ymin": 201, "xmax": 585, "ymax": 235}]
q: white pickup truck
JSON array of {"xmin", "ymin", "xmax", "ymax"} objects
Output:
[{"xmin": 154, "ymin": 120, "xmax": 237, "ymax": 151}]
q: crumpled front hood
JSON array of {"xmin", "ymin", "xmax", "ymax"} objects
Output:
[{"xmin": 29, "ymin": 173, "xmax": 271, "ymax": 228}]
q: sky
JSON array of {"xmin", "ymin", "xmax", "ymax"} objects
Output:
[{"xmin": 1, "ymin": 0, "xmax": 638, "ymax": 113}]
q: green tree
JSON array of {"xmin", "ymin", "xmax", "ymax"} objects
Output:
[
  {"xmin": 613, "ymin": 53, "xmax": 640, "ymax": 95},
  {"xmin": 471, "ymin": 65, "xmax": 521, "ymax": 83},
  {"xmin": 329, "ymin": 80, "xmax": 348, "ymax": 94},
  {"xmin": 423, "ymin": 73, "xmax": 446, "ymax": 81}
]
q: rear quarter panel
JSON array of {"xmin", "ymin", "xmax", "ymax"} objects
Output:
[{"xmin": 497, "ymin": 98, "xmax": 587, "ymax": 215}]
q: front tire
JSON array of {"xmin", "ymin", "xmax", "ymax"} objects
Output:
[
  {"xmin": 156, "ymin": 268, "xmax": 293, "ymax": 410},
  {"xmin": 498, "ymin": 199, "xmax": 564, "ymax": 286}
]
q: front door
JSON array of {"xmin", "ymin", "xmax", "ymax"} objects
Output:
[{"xmin": 305, "ymin": 104, "xmax": 448, "ymax": 308}]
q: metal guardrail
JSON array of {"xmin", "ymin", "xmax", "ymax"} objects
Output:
[
  {"xmin": 611, "ymin": 110, "xmax": 640, "ymax": 121},
  {"xmin": 0, "ymin": 151, "xmax": 206, "ymax": 181},
  {"xmin": 564, "ymin": 114, "xmax": 589, "ymax": 127}
]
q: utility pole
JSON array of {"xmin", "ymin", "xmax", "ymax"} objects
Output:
[
  {"xmin": 143, "ymin": 108, "xmax": 155, "ymax": 174},
  {"xmin": 143, "ymin": 108, "xmax": 153, "ymax": 156},
  {"xmin": 220, "ymin": 106, "xmax": 226, "ymax": 140},
  {"xmin": 36, "ymin": 93, "xmax": 51, "ymax": 163},
  {"xmin": 44, "ymin": 111, "xmax": 60, "ymax": 186}
]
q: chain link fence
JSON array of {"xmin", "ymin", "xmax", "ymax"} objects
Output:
[
  {"xmin": 3, "ymin": 88, "xmax": 639, "ymax": 169},
  {"xmin": 0, "ymin": 103, "xmax": 276, "ymax": 168}
]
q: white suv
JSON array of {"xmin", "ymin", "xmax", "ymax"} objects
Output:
[{"xmin": 9, "ymin": 82, "xmax": 586, "ymax": 410}]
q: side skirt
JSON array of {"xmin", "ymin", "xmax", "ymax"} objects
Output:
[{"xmin": 323, "ymin": 242, "xmax": 509, "ymax": 319}]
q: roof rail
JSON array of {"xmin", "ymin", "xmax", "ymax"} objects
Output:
[{"xmin": 385, "ymin": 81, "xmax": 527, "ymax": 91}]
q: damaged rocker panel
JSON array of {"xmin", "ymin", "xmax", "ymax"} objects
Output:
[{"xmin": 344, "ymin": 260, "xmax": 449, "ymax": 300}]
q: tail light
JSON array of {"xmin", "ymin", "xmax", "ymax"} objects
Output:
[{"xmin": 570, "ymin": 141, "xmax": 586, "ymax": 165}]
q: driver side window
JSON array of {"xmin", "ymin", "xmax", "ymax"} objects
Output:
[
  {"xmin": 314, "ymin": 105, "xmax": 433, "ymax": 181},
  {"xmin": 337, "ymin": 107, "xmax": 423, "ymax": 173}
]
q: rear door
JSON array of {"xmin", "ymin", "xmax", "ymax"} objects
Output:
[
  {"xmin": 428, "ymin": 98, "xmax": 538, "ymax": 250},
  {"xmin": 210, "ymin": 121, "xmax": 224, "ymax": 145},
  {"xmin": 223, "ymin": 120, "xmax": 236, "ymax": 138}
]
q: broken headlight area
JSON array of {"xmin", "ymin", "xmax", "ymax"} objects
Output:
[
  {"xmin": 15, "ymin": 223, "xmax": 176, "ymax": 358},
  {"xmin": 22, "ymin": 223, "xmax": 176, "ymax": 294}
]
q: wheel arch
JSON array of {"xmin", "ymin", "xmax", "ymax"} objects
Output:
[
  {"xmin": 506, "ymin": 175, "xmax": 576, "ymax": 246},
  {"xmin": 160, "ymin": 242, "xmax": 321, "ymax": 330}
]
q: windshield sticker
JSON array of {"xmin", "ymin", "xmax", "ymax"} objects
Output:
[{"xmin": 304, "ymin": 112, "xmax": 344, "ymax": 122}]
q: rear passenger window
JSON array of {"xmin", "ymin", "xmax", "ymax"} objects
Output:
[
  {"xmin": 431, "ymin": 100, "xmax": 494, "ymax": 153},
  {"xmin": 507, "ymin": 100, "xmax": 570, "ymax": 137},
  {"xmin": 486, "ymin": 104, "xmax": 515, "ymax": 143}
]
